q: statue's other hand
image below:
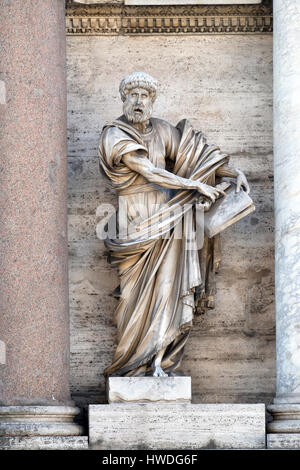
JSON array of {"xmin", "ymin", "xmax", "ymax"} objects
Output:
[
  {"xmin": 236, "ymin": 170, "xmax": 250, "ymax": 194},
  {"xmin": 196, "ymin": 182, "xmax": 223, "ymax": 203}
]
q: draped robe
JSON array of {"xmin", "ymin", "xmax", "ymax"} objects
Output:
[{"xmin": 99, "ymin": 117, "xmax": 229, "ymax": 376}]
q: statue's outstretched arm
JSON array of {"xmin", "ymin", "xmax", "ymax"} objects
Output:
[{"xmin": 122, "ymin": 152, "xmax": 225, "ymax": 202}]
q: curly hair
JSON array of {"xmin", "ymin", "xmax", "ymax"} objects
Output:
[{"xmin": 119, "ymin": 72, "xmax": 158, "ymax": 103}]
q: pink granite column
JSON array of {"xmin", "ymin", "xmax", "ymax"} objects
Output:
[{"xmin": 0, "ymin": 1, "xmax": 85, "ymax": 446}]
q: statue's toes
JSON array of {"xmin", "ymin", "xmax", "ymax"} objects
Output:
[{"xmin": 153, "ymin": 366, "xmax": 168, "ymax": 377}]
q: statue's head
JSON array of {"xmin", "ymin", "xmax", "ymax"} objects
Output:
[{"xmin": 119, "ymin": 72, "xmax": 158, "ymax": 125}]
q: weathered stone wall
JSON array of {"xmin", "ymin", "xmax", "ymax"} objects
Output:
[{"xmin": 66, "ymin": 34, "xmax": 274, "ymax": 407}]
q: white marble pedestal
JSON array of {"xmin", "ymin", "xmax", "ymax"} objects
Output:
[
  {"xmin": 107, "ymin": 377, "xmax": 191, "ymax": 403},
  {"xmin": 89, "ymin": 377, "xmax": 266, "ymax": 449}
]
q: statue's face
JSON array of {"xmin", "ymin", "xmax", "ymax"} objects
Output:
[{"xmin": 123, "ymin": 87, "xmax": 153, "ymax": 124}]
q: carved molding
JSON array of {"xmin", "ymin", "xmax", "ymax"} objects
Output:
[{"xmin": 66, "ymin": 0, "xmax": 272, "ymax": 35}]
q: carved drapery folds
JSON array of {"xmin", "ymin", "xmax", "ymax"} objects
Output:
[{"xmin": 66, "ymin": 0, "xmax": 272, "ymax": 35}]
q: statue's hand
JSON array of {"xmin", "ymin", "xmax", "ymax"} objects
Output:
[
  {"xmin": 236, "ymin": 170, "xmax": 250, "ymax": 194},
  {"xmin": 196, "ymin": 182, "xmax": 226, "ymax": 203}
]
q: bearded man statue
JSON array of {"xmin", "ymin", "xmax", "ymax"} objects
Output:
[{"xmin": 99, "ymin": 72, "xmax": 250, "ymax": 378}]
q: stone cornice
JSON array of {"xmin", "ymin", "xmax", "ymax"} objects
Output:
[{"xmin": 66, "ymin": 0, "xmax": 272, "ymax": 35}]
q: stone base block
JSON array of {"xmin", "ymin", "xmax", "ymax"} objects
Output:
[
  {"xmin": 107, "ymin": 377, "xmax": 191, "ymax": 403},
  {"xmin": 0, "ymin": 406, "xmax": 83, "ymax": 437},
  {"xmin": 267, "ymin": 434, "xmax": 300, "ymax": 449},
  {"xmin": 89, "ymin": 403, "xmax": 266, "ymax": 450},
  {"xmin": 0, "ymin": 436, "xmax": 88, "ymax": 450}
]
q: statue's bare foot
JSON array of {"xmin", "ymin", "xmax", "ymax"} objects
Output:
[
  {"xmin": 152, "ymin": 347, "xmax": 168, "ymax": 377},
  {"xmin": 153, "ymin": 365, "xmax": 168, "ymax": 377}
]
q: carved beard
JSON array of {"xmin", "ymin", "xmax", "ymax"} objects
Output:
[{"xmin": 123, "ymin": 99, "xmax": 153, "ymax": 125}]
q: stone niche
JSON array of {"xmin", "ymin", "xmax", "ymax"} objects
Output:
[{"xmin": 67, "ymin": 5, "xmax": 274, "ymax": 409}]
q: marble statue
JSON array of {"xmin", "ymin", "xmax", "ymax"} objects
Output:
[{"xmin": 99, "ymin": 72, "xmax": 250, "ymax": 378}]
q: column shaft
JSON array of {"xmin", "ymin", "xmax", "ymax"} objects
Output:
[
  {"xmin": 0, "ymin": 0, "xmax": 70, "ymax": 406},
  {"xmin": 267, "ymin": 0, "xmax": 300, "ymax": 443},
  {"xmin": 273, "ymin": 0, "xmax": 300, "ymax": 405}
]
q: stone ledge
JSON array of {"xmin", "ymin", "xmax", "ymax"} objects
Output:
[
  {"xmin": 89, "ymin": 403, "xmax": 266, "ymax": 449},
  {"xmin": 125, "ymin": 1, "xmax": 262, "ymax": 5},
  {"xmin": 0, "ymin": 436, "xmax": 88, "ymax": 450},
  {"xmin": 107, "ymin": 377, "xmax": 191, "ymax": 403},
  {"xmin": 267, "ymin": 434, "xmax": 300, "ymax": 449}
]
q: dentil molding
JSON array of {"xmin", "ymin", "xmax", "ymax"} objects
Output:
[{"xmin": 66, "ymin": 0, "xmax": 272, "ymax": 35}]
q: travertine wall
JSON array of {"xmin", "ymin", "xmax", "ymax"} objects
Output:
[{"xmin": 66, "ymin": 34, "xmax": 274, "ymax": 407}]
